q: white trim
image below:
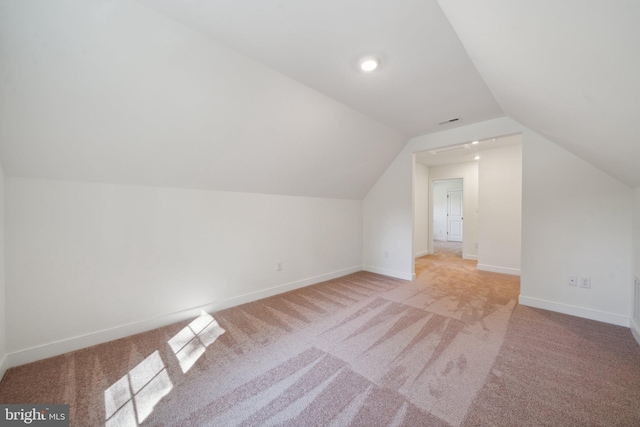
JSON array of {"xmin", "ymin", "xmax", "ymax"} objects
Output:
[
  {"xmin": 519, "ymin": 295, "xmax": 630, "ymax": 327},
  {"xmin": 415, "ymin": 250, "xmax": 429, "ymax": 258},
  {"xmin": 477, "ymin": 263, "xmax": 520, "ymax": 276},
  {"xmin": 0, "ymin": 354, "xmax": 7, "ymax": 383},
  {"xmin": 1, "ymin": 265, "xmax": 362, "ymax": 372},
  {"xmin": 363, "ymin": 265, "xmax": 414, "ymax": 281},
  {"xmin": 463, "ymin": 254, "xmax": 478, "ymax": 261},
  {"xmin": 632, "ymin": 317, "xmax": 640, "ymax": 347}
]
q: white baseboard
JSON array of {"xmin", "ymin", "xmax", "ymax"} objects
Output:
[
  {"xmin": 631, "ymin": 317, "xmax": 640, "ymax": 347},
  {"xmin": 0, "ymin": 265, "xmax": 362, "ymax": 374},
  {"xmin": 415, "ymin": 250, "xmax": 429, "ymax": 258},
  {"xmin": 363, "ymin": 265, "xmax": 414, "ymax": 281},
  {"xmin": 463, "ymin": 254, "xmax": 477, "ymax": 261},
  {"xmin": 477, "ymin": 263, "xmax": 520, "ymax": 276},
  {"xmin": 0, "ymin": 354, "xmax": 7, "ymax": 383},
  {"xmin": 519, "ymin": 295, "xmax": 630, "ymax": 327}
]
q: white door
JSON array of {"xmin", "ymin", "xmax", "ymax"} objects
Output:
[{"xmin": 447, "ymin": 190, "xmax": 463, "ymax": 242}]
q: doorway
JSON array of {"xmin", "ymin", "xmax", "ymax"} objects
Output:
[
  {"xmin": 412, "ymin": 133, "xmax": 523, "ymax": 278},
  {"xmin": 432, "ymin": 178, "xmax": 463, "ymax": 251}
]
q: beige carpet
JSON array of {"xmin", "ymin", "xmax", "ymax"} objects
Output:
[
  {"xmin": 462, "ymin": 305, "xmax": 640, "ymax": 426},
  {"xmin": 432, "ymin": 241, "xmax": 462, "ymax": 257},
  {"xmin": 1, "ymin": 252, "xmax": 638, "ymax": 426}
]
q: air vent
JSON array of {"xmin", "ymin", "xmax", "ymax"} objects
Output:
[
  {"xmin": 428, "ymin": 144, "xmax": 470, "ymax": 155},
  {"xmin": 438, "ymin": 118, "xmax": 460, "ymax": 125}
]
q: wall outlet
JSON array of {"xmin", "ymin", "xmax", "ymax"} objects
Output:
[
  {"xmin": 384, "ymin": 251, "xmax": 389, "ymax": 259},
  {"xmin": 567, "ymin": 275, "xmax": 577, "ymax": 286},
  {"xmin": 277, "ymin": 262, "xmax": 282, "ymax": 272},
  {"xmin": 579, "ymin": 276, "xmax": 591, "ymax": 288}
]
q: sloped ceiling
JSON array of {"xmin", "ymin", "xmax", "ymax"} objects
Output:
[
  {"xmin": 136, "ymin": 0, "xmax": 503, "ymax": 137},
  {"xmin": 0, "ymin": 0, "xmax": 503, "ymax": 199},
  {"xmin": 1, "ymin": 0, "xmax": 638, "ymax": 198},
  {"xmin": 438, "ymin": 0, "xmax": 640, "ymax": 187},
  {"xmin": 0, "ymin": 0, "xmax": 409, "ymax": 199}
]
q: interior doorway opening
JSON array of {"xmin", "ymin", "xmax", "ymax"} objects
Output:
[
  {"xmin": 412, "ymin": 132, "xmax": 522, "ymax": 279},
  {"xmin": 433, "ymin": 179, "xmax": 463, "ymax": 243},
  {"xmin": 432, "ymin": 178, "xmax": 464, "ymax": 259}
]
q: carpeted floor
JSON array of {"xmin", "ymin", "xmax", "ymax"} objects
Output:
[
  {"xmin": 1, "ymin": 251, "xmax": 639, "ymax": 426},
  {"xmin": 432, "ymin": 240, "xmax": 462, "ymax": 256},
  {"xmin": 463, "ymin": 306, "xmax": 640, "ymax": 426}
]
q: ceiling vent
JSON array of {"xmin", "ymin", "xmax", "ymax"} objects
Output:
[
  {"xmin": 438, "ymin": 117, "xmax": 460, "ymax": 125},
  {"xmin": 428, "ymin": 144, "xmax": 470, "ymax": 155}
]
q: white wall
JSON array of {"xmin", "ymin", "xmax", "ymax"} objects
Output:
[
  {"xmin": 633, "ymin": 187, "xmax": 640, "ymax": 343},
  {"xmin": 5, "ymin": 178, "xmax": 362, "ymax": 364},
  {"xmin": 363, "ymin": 116, "xmax": 634, "ymax": 326},
  {"xmin": 0, "ymin": 160, "xmax": 5, "ymax": 374},
  {"xmin": 635, "ymin": 187, "xmax": 640, "ymax": 282},
  {"xmin": 428, "ymin": 163, "xmax": 478, "ymax": 260},
  {"xmin": 413, "ymin": 163, "xmax": 429, "ymax": 257},
  {"xmin": 477, "ymin": 144, "xmax": 522, "ymax": 275},
  {"xmin": 432, "ymin": 179, "xmax": 463, "ymax": 241},
  {"xmin": 364, "ymin": 117, "xmax": 519, "ymax": 281},
  {"xmin": 363, "ymin": 147, "xmax": 416, "ymax": 280},
  {"xmin": 520, "ymin": 133, "xmax": 633, "ymax": 325}
]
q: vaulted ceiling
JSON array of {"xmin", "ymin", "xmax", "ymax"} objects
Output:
[
  {"xmin": 136, "ymin": 0, "xmax": 503, "ymax": 137},
  {"xmin": 0, "ymin": 0, "xmax": 638, "ymax": 199},
  {"xmin": 438, "ymin": 0, "xmax": 640, "ymax": 187}
]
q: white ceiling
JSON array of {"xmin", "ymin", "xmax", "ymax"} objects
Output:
[
  {"xmin": 136, "ymin": 0, "xmax": 504, "ymax": 137},
  {"xmin": 415, "ymin": 133, "xmax": 522, "ymax": 167},
  {"xmin": 1, "ymin": 0, "xmax": 639, "ymax": 198},
  {"xmin": 438, "ymin": 0, "xmax": 640, "ymax": 187},
  {"xmin": 0, "ymin": 0, "xmax": 407, "ymax": 199}
]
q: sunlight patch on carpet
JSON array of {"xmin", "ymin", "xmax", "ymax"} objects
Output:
[
  {"xmin": 104, "ymin": 350, "xmax": 173, "ymax": 426},
  {"xmin": 168, "ymin": 313, "xmax": 225, "ymax": 373}
]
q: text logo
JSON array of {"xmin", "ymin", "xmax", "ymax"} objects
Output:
[{"xmin": 0, "ymin": 405, "xmax": 69, "ymax": 426}]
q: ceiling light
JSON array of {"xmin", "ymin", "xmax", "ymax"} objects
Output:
[
  {"xmin": 471, "ymin": 141, "xmax": 479, "ymax": 145},
  {"xmin": 359, "ymin": 57, "xmax": 380, "ymax": 72},
  {"xmin": 474, "ymin": 155, "xmax": 480, "ymax": 160}
]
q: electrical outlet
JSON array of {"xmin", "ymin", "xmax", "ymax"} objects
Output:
[
  {"xmin": 384, "ymin": 251, "xmax": 389, "ymax": 259},
  {"xmin": 567, "ymin": 275, "xmax": 577, "ymax": 286},
  {"xmin": 277, "ymin": 262, "xmax": 282, "ymax": 272},
  {"xmin": 579, "ymin": 276, "xmax": 591, "ymax": 288}
]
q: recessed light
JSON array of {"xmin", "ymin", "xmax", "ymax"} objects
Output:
[
  {"xmin": 474, "ymin": 155, "xmax": 480, "ymax": 160},
  {"xmin": 471, "ymin": 141, "xmax": 479, "ymax": 145},
  {"xmin": 359, "ymin": 57, "xmax": 380, "ymax": 72}
]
